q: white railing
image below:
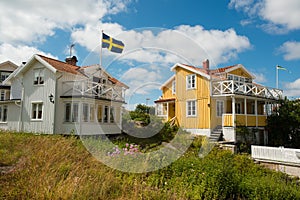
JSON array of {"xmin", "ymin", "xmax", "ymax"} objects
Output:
[
  {"xmin": 62, "ymin": 80, "xmax": 125, "ymax": 102},
  {"xmin": 212, "ymin": 80, "xmax": 283, "ymax": 100},
  {"xmin": 252, "ymin": 145, "xmax": 300, "ymax": 165}
]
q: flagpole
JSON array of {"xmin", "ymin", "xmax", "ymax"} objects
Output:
[
  {"xmin": 100, "ymin": 30, "xmax": 103, "ymax": 67},
  {"xmin": 276, "ymin": 65, "xmax": 278, "ymax": 89}
]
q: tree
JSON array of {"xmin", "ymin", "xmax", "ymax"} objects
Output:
[{"xmin": 267, "ymin": 98, "xmax": 300, "ymax": 148}]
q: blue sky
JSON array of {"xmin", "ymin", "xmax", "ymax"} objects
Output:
[{"xmin": 0, "ymin": 0, "xmax": 300, "ymax": 109}]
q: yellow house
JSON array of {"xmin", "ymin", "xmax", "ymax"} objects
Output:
[{"xmin": 155, "ymin": 59, "xmax": 283, "ymax": 144}]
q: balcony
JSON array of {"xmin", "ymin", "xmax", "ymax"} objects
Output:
[
  {"xmin": 212, "ymin": 80, "xmax": 283, "ymax": 100},
  {"xmin": 61, "ymin": 80, "xmax": 125, "ymax": 102}
]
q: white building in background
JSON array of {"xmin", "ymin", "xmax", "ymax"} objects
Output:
[{"xmin": 0, "ymin": 54, "xmax": 128, "ymax": 135}]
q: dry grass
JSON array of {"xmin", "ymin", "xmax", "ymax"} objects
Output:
[{"xmin": 0, "ymin": 132, "xmax": 175, "ymax": 200}]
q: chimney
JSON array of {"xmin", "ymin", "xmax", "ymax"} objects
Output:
[
  {"xmin": 202, "ymin": 59, "xmax": 209, "ymax": 74},
  {"xmin": 65, "ymin": 56, "xmax": 78, "ymax": 66}
]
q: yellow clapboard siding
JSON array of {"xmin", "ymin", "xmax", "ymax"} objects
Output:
[
  {"xmin": 257, "ymin": 116, "xmax": 267, "ymax": 126},
  {"xmin": 247, "ymin": 115, "xmax": 256, "ymax": 126},
  {"xmin": 162, "ymin": 81, "xmax": 175, "ymax": 99},
  {"xmin": 236, "ymin": 114, "xmax": 246, "ymax": 126},
  {"xmin": 223, "ymin": 114, "xmax": 233, "ymax": 126},
  {"xmin": 174, "ymin": 67, "xmax": 210, "ymax": 129}
]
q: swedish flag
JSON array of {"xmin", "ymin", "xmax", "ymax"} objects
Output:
[{"xmin": 102, "ymin": 33, "xmax": 124, "ymax": 53}]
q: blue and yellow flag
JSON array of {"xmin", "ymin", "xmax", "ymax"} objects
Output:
[{"xmin": 102, "ymin": 33, "xmax": 124, "ymax": 53}]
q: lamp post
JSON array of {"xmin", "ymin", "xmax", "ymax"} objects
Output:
[{"xmin": 146, "ymin": 98, "xmax": 150, "ymax": 106}]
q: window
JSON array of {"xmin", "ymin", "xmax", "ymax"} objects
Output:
[
  {"xmin": 0, "ymin": 105, "xmax": 7, "ymax": 122},
  {"xmin": 64, "ymin": 103, "xmax": 79, "ymax": 122},
  {"xmin": 172, "ymin": 80, "xmax": 176, "ymax": 94},
  {"xmin": 65, "ymin": 103, "xmax": 71, "ymax": 122},
  {"xmin": 110, "ymin": 107, "xmax": 115, "ymax": 123},
  {"xmin": 187, "ymin": 100, "xmax": 196, "ymax": 117},
  {"xmin": 0, "ymin": 72, "xmax": 11, "ymax": 82},
  {"xmin": 157, "ymin": 103, "xmax": 167, "ymax": 116},
  {"xmin": 186, "ymin": 74, "xmax": 196, "ymax": 89},
  {"xmin": 97, "ymin": 105, "xmax": 103, "ymax": 122},
  {"xmin": 33, "ymin": 69, "xmax": 44, "ymax": 85},
  {"xmin": 82, "ymin": 103, "xmax": 89, "ymax": 122},
  {"xmin": 235, "ymin": 103, "xmax": 242, "ymax": 114},
  {"xmin": 0, "ymin": 90, "xmax": 5, "ymax": 101},
  {"xmin": 32, "ymin": 103, "xmax": 43, "ymax": 120},
  {"xmin": 90, "ymin": 105, "xmax": 95, "ymax": 122},
  {"xmin": 104, "ymin": 106, "xmax": 109, "ymax": 123},
  {"xmin": 72, "ymin": 103, "xmax": 79, "ymax": 122},
  {"xmin": 216, "ymin": 100, "xmax": 224, "ymax": 117}
]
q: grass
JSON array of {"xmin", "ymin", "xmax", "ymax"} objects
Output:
[{"xmin": 1, "ymin": 130, "xmax": 300, "ymax": 199}]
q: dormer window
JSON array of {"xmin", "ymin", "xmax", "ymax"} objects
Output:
[
  {"xmin": 33, "ymin": 69, "xmax": 44, "ymax": 85},
  {"xmin": 227, "ymin": 74, "xmax": 252, "ymax": 83}
]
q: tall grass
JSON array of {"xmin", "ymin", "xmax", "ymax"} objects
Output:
[{"xmin": 1, "ymin": 131, "xmax": 299, "ymax": 199}]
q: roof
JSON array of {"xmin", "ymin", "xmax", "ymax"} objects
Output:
[
  {"xmin": 4, "ymin": 54, "xmax": 129, "ymax": 89},
  {"xmin": 171, "ymin": 63, "xmax": 211, "ymax": 80},
  {"xmin": 38, "ymin": 55, "xmax": 81, "ymax": 75},
  {"xmin": 108, "ymin": 77, "xmax": 129, "ymax": 89},
  {"xmin": 160, "ymin": 75, "xmax": 175, "ymax": 90},
  {"xmin": 154, "ymin": 97, "xmax": 176, "ymax": 103},
  {"xmin": 0, "ymin": 60, "xmax": 18, "ymax": 69}
]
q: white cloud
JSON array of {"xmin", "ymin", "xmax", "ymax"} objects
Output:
[
  {"xmin": 284, "ymin": 78, "xmax": 300, "ymax": 97},
  {"xmin": 121, "ymin": 67, "xmax": 162, "ymax": 96},
  {"xmin": 0, "ymin": 43, "xmax": 57, "ymax": 64},
  {"xmin": 261, "ymin": 0, "xmax": 300, "ymax": 30},
  {"xmin": 278, "ymin": 41, "xmax": 300, "ymax": 61},
  {"xmin": 252, "ymin": 72, "xmax": 267, "ymax": 83},
  {"xmin": 229, "ymin": 0, "xmax": 300, "ymax": 33},
  {"xmin": 0, "ymin": 0, "xmax": 131, "ymax": 45},
  {"xmin": 73, "ymin": 25, "xmax": 251, "ymax": 67}
]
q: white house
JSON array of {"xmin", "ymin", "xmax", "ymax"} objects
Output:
[{"xmin": 0, "ymin": 54, "xmax": 128, "ymax": 135}]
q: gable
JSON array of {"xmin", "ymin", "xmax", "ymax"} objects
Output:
[
  {"xmin": 171, "ymin": 63, "xmax": 210, "ymax": 80},
  {"xmin": 0, "ymin": 61, "xmax": 18, "ymax": 72},
  {"xmin": 225, "ymin": 64, "xmax": 255, "ymax": 79},
  {"xmin": 228, "ymin": 68, "xmax": 252, "ymax": 79}
]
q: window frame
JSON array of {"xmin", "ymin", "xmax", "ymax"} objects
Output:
[
  {"xmin": 186, "ymin": 100, "xmax": 197, "ymax": 117},
  {"xmin": 172, "ymin": 80, "xmax": 176, "ymax": 94},
  {"xmin": 64, "ymin": 102, "xmax": 79, "ymax": 123},
  {"xmin": 31, "ymin": 102, "xmax": 43, "ymax": 121},
  {"xmin": 216, "ymin": 100, "xmax": 224, "ymax": 117},
  {"xmin": 0, "ymin": 105, "xmax": 8, "ymax": 123},
  {"xmin": 33, "ymin": 68, "xmax": 45, "ymax": 85},
  {"xmin": 186, "ymin": 74, "xmax": 196, "ymax": 90}
]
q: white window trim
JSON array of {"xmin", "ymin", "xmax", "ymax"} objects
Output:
[
  {"xmin": 172, "ymin": 80, "xmax": 176, "ymax": 94},
  {"xmin": 216, "ymin": 100, "xmax": 224, "ymax": 117},
  {"xmin": 186, "ymin": 74, "xmax": 196, "ymax": 90},
  {"xmin": 186, "ymin": 100, "xmax": 197, "ymax": 117},
  {"xmin": 33, "ymin": 68, "xmax": 45, "ymax": 86},
  {"xmin": 97, "ymin": 104, "xmax": 103, "ymax": 123},
  {"xmin": 0, "ymin": 105, "xmax": 8, "ymax": 123},
  {"xmin": 31, "ymin": 101, "xmax": 43, "ymax": 121},
  {"xmin": 64, "ymin": 102, "xmax": 80, "ymax": 123}
]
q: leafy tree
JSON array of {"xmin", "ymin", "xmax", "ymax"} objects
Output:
[{"xmin": 267, "ymin": 98, "xmax": 300, "ymax": 148}]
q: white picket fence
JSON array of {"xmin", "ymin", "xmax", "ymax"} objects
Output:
[{"xmin": 251, "ymin": 145, "xmax": 300, "ymax": 165}]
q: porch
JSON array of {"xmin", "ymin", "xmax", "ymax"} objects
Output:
[
  {"xmin": 154, "ymin": 98, "xmax": 175, "ymax": 121},
  {"xmin": 215, "ymin": 95, "xmax": 278, "ymax": 128}
]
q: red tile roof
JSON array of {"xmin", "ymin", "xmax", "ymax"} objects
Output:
[
  {"xmin": 108, "ymin": 77, "xmax": 129, "ymax": 89},
  {"xmin": 38, "ymin": 54, "xmax": 81, "ymax": 75},
  {"xmin": 38, "ymin": 54, "xmax": 128, "ymax": 88}
]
